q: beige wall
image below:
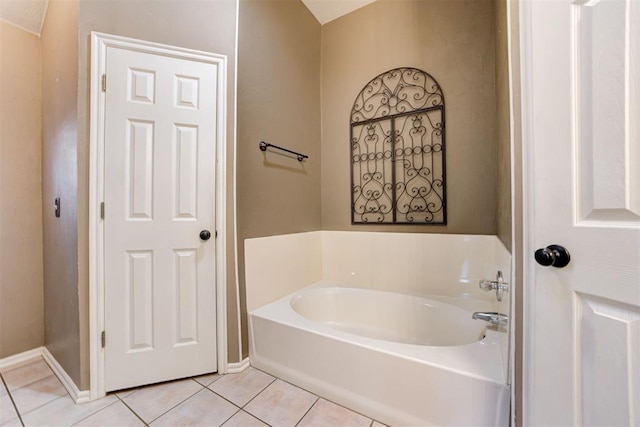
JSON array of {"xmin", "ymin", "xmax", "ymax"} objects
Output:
[
  {"xmin": 237, "ymin": 0, "xmax": 321, "ymax": 357},
  {"xmin": 495, "ymin": 0, "xmax": 512, "ymax": 252},
  {"xmin": 1, "ymin": 0, "xmax": 513, "ymax": 390},
  {"xmin": 41, "ymin": 0, "xmax": 82, "ymax": 387},
  {"xmin": 321, "ymin": 0, "xmax": 498, "ymax": 235},
  {"xmin": 76, "ymin": 0, "xmax": 240, "ymax": 383},
  {"xmin": 0, "ymin": 21, "xmax": 44, "ymax": 358}
]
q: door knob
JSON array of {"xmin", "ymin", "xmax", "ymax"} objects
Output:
[
  {"xmin": 534, "ymin": 244, "xmax": 570, "ymax": 268},
  {"xmin": 199, "ymin": 230, "xmax": 211, "ymax": 241}
]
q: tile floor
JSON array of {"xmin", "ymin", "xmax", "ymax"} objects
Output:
[{"xmin": 0, "ymin": 358, "xmax": 387, "ymax": 427}]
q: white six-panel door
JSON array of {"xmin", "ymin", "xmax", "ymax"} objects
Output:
[
  {"xmin": 103, "ymin": 45, "xmax": 218, "ymax": 391},
  {"xmin": 524, "ymin": 0, "xmax": 640, "ymax": 425}
]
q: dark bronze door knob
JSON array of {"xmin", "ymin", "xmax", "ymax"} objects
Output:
[
  {"xmin": 534, "ymin": 244, "xmax": 570, "ymax": 268},
  {"xmin": 200, "ymin": 230, "xmax": 212, "ymax": 241}
]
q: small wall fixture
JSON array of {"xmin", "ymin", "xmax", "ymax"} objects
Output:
[{"xmin": 259, "ymin": 141, "xmax": 308, "ymax": 162}]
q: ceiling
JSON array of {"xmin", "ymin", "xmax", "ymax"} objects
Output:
[
  {"xmin": 0, "ymin": 0, "xmax": 48, "ymax": 36},
  {"xmin": 0, "ymin": 0, "xmax": 375, "ymax": 37},
  {"xmin": 300, "ymin": 0, "xmax": 377, "ymax": 25}
]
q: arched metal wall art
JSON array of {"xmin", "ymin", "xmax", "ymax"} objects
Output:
[{"xmin": 350, "ymin": 67, "xmax": 446, "ymax": 224}]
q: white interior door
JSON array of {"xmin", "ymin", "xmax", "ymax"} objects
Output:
[
  {"xmin": 524, "ymin": 0, "xmax": 640, "ymax": 425},
  {"xmin": 103, "ymin": 45, "xmax": 218, "ymax": 391}
]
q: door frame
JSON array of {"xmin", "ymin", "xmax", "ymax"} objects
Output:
[
  {"xmin": 519, "ymin": 0, "xmax": 537, "ymax": 423},
  {"xmin": 519, "ymin": 0, "xmax": 562, "ymax": 423},
  {"xmin": 88, "ymin": 32, "xmax": 229, "ymax": 400}
]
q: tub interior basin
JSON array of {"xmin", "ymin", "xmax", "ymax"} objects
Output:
[{"xmin": 290, "ymin": 287, "xmax": 486, "ymax": 346}]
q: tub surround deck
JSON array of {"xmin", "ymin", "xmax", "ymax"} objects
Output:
[{"xmin": 245, "ymin": 232, "xmax": 511, "ymax": 426}]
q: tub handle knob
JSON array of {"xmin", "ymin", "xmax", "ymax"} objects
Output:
[{"xmin": 478, "ymin": 271, "xmax": 509, "ymax": 302}]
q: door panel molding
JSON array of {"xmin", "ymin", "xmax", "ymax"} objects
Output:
[
  {"xmin": 576, "ymin": 293, "xmax": 640, "ymax": 426},
  {"xmin": 572, "ymin": 0, "xmax": 640, "ymax": 227},
  {"xmin": 89, "ymin": 32, "xmax": 228, "ymax": 400}
]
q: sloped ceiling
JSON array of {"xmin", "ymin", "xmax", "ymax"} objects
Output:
[
  {"xmin": 0, "ymin": 0, "xmax": 48, "ymax": 36},
  {"xmin": 0, "ymin": 0, "xmax": 377, "ymax": 38},
  {"xmin": 301, "ymin": 0, "xmax": 377, "ymax": 25}
]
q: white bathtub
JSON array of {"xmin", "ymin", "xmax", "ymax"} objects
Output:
[{"xmin": 249, "ymin": 282, "xmax": 510, "ymax": 426}]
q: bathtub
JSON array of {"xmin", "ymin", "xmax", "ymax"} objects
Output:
[{"xmin": 249, "ymin": 282, "xmax": 509, "ymax": 426}]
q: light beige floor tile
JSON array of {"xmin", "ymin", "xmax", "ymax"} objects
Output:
[
  {"xmin": 2, "ymin": 359, "xmax": 53, "ymax": 391},
  {"xmin": 114, "ymin": 388, "xmax": 138, "ymax": 399},
  {"xmin": 193, "ymin": 373, "xmax": 220, "ymax": 387},
  {"xmin": 209, "ymin": 367, "xmax": 274, "ymax": 407},
  {"xmin": 121, "ymin": 378, "xmax": 203, "ymax": 423},
  {"xmin": 221, "ymin": 410, "xmax": 268, "ymax": 427},
  {"xmin": 298, "ymin": 398, "xmax": 372, "ymax": 427},
  {"xmin": 0, "ymin": 393, "xmax": 20, "ymax": 425},
  {"xmin": 0, "ymin": 380, "xmax": 7, "ymax": 396},
  {"xmin": 11, "ymin": 374, "xmax": 68, "ymax": 414},
  {"xmin": 244, "ymin": 379, "xmax": 317, "ymax": 427},
  {"xmin": 72, "ymin": 400, "xmax": 143, "ymax": 427},
  {"xmin": 372, "ymin": 421, "xmax": 388, "ymax": 427},
  {"xmin": 151, "ymin": 388, "xmax": 238, "ymax": 426},
  {"xmin": 21, "ymin": 394, "xmax": 117, "ymax": 426}
]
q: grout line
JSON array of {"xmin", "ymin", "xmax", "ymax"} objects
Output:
[
  {"xmin": 191, "ymin": 374, "xmax": 221, "ymax": 388},
  {"xmin": 236, "ymin": 376, "xmax": 277, "ymax": 409},
  {"xmin": 144, "ymin": 384, "xmax": 206, "ymax": 424},
  {"xmin": 17, "ymin": 394, "xmax": 67, "ymax": 419},
  {"xmin": 294, "ymin": 396, "xmax": 319, "ymax": 427},
  {"xmin": 70, "ymin": 399, "xmax": 120, "ymax": 426},
  {"xmin": 200, "ymin": 385, "xmax": 243, "ymax": 411},
  {"xmin": 216, "ymin": 407, "xmax": 241, "ymax": 427},
  {"xmin": 206, "ymin": 374, "xmax": 275, "ymax": 411},
  {"xmin": 310, "ymin": 395, "xmax": 376, "ymax": 423},
  {"xmin": 204, "ymin": 367, "xmax": 276, "ymax": 410},
  {"xmin": 1, "ymin": 373, "xmax": 25, "ymax": 427},
  {"xmin": 5, "ymin": 358, "xmax": 75, "ymax": 418},
  {"xmin": 115, "ymin": 393, "xmax": 150, "ymax": 426},
  {"xmin": 3, "ymin": 365, "xmax": 382, "ymax": 427},
  {"xmin": 250, "ymin": 367, "xmax": 378, "ymax": 424},
  {"xmin": 206, "ymin": 386, "xmax": 248, "ymax": 410},
  {"xmin": 2, "ymin": 359, "xmax": 58, "ymax": 395},
  {"xmin": 222, "ymin": 409, "xmax": 271, "ymax": 427}
]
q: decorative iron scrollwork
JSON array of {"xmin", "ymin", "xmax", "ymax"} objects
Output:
[{"xmin": 350, "ymin": 67, "xmax": 446, "ymax": 224}]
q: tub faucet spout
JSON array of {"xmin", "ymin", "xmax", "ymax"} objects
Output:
[{"xmin": 472, "ymin": 312, "xmax": 508, "ymax": 326}]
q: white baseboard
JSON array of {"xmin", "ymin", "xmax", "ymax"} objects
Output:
[
  {"xmin": 227, "ymin": 357, "xmax": 250, "ymax": 374},
  {"xmin": 0, "ymin": 347, "xmax": 43, "ymax": 371},
  {"xmin": 42, "ymin": 348, "xmax": 90, "ymax": 403},
  {"xmin": 0, "ymin": 347, "xmax": 89, "ymax": 403},
  {"xmin": 2, "ymin": 348, "xmax": 247, "ymax": 402}
]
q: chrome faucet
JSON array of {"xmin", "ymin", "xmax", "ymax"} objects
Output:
[
  {"xmin": 479, "ymin": 271, "xmax": 509, "ymax": 302},
  {"xmin": 472, "ymin": 312, "xmax": 508, "ymax": 326}
]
